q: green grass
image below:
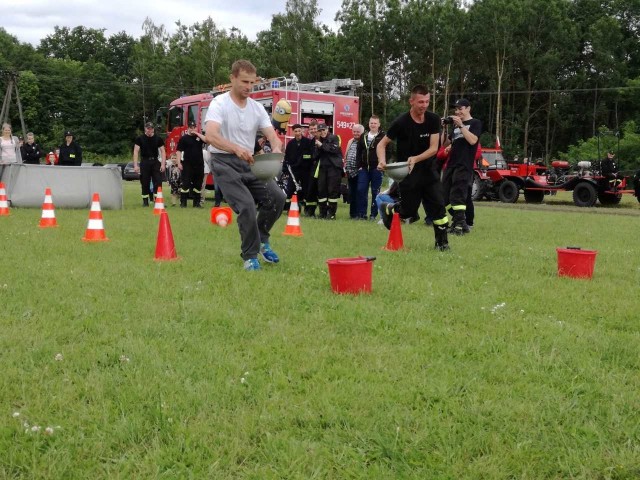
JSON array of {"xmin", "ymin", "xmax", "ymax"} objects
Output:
[{"xmin": 1, "ymin": 183, "xmax": 640, "ymax": 479}]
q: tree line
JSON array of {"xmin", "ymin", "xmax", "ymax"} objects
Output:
[{"xmin": 1, "ymin": 0, "xmax": 639, "ymax": 168}]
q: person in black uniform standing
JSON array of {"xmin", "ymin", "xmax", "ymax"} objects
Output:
[
  {"xmin": 282, "ymin": 124, "xmax": 313, "ymax": 210},
  {"xmin": 315, "ymin": 123, "xmax": 343, "ymax": 219},
  {"xmin": 21, "ymin": 132, "xmax": 43, "ymax": 164},
  {"xmin": 133, "ymin": 122, "xmax": 166, "ymax": 207},
  {"xmin": 58, "ymin": 131, "xmax": 82, "ymax": 166},
  {"xmin": 176, "ymin": 121, "xmax": 206, "ymax": 208},
  {"xmin": 376, "ymin": 84, "xmax": 450, "ymax": 251},
  {"xmin": 303, "ymin": 120, "xmax": 320, "ymax": 217},
  {"xmin": 443, "ymin": 98, "xmax": 482, "ymax": 235}
]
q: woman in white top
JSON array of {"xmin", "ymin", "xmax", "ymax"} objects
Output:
[{"xmin": 0, "ymin": 123, "xmax": 22, "ymax": 164}]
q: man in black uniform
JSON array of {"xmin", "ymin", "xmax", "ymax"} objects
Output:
[
  {"xmin": 133, "ymin": 122, "xmax": 166, "ymax": 207},
  {"xmin": 376, "ymin": 84, "xmax": 450, "ymax": 251},
  {"xmin": 315, "ymin": 123, "xmax": 343, "ymax": 219},
  {"xmin": 443, "ymin": 98, "xmax": 482, "ymax": 235},
  {"xmin": 303, "ymin": 121, "xmax": 321, "ymax": 217},
  {"xmin": 176, "ymin": 121, "xmax": 206, "ymax": 208},
  {"xmin": 58, "ymin": 131, "xmax": 82, "ymax": 166},
  {"xmin": 21, "ymin": 132, "xmax": 43, "ymax": 164},
  {"xmin": 282, "ymin": 124, "xmax": 313, "ymax": 210}
]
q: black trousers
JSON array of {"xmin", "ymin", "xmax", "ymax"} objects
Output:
[
  {"xmin": 305, "ymin": 162, "xmax": 319, "ymax": 206},
  {"xmin": 398, "ymin": 159, "xmax": 447, "ymax": 224},
  {"xmin": 180, "ymin": 161, "xmax": 204, "ymax": 195},
  {"xmin": 318, "ymin": 165, "xmax": 342, "ymax": 203},
  {"xmin": 140, "ymin": 159, "xmax": 163, "ymax": 197},
  {"xmin": 442, "ymin": 165, "xmax": 472, "ymax": 210}
]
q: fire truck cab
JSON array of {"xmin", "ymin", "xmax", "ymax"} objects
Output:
[{"xmin": 159, "ymin": 75, "xmax": 362, "ymax": 188}]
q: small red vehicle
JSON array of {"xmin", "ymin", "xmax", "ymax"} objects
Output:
[{"xmin": 485, "ymin": 158, "xmax": 633, "ymax": 207}]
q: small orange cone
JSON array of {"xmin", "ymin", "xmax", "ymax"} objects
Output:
[
  {"xmin": 152, "ymin": 187, "xmax": 166, "ymax": 215},
  {"xmin": 39, "ymin": 188, "xmax": 58, "ymax": 228},
  {"xmin": 383, "ymin": 212, "xmax": 404, "ymax": 251},
  {"xmin": 210, "ymin": 206, "xmax": 233, "ymax": 227},
  {"xmin": 82, "ymin": 193, "xmax": 109, "ymax": 242},
  {"xmin": 154, "ymin": 211, "xmax": 179, "ymax": 261},
  {"xmin": 282, "ymin": 194, "xmax": 303, "ymax": 237},
  {"xmin": 0, "ymin": 182, "xmax": 10, "ymax": 216}
]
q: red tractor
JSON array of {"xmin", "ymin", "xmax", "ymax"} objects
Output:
[{"xmin": 485, "ymin": 158, "xmax": 632, "ymax": 207}]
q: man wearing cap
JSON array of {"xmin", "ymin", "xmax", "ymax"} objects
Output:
[
  {"xmin": 133, "ymin": 122, "xmax": 166, "ymax": 207},
  {"xmin": 443, "ymin": 98, "xmax": 481, "ymax": 235},
  {"xmin": 58, "ymin": 131, "xmax": 83, "ymax": 166},
  {"xmin": 314, "ymin": 123, "xmax": 343, "ymax": 219},
  {"xmin": 282, "ymin": 123, "xmax": 313, "ymax": 210},
  {"xmin": 204, "ymin": 59, "xmax": 285, "ymax": 272},
  {"xmin": 376, "ymin": 84, "xmax": 450, "ymax": 251},
  {"xmin": 176, "ymin": 121, "xmax": 206, "ymax": 208}
]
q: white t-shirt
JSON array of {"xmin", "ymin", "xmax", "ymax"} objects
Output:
[
  {"xmin": 1, "ymin": 137, "xmax": 18, "ymax": 163},
  {"xmin": 205, "ymin": 92, "xmax": 271, "ymax": 154}
]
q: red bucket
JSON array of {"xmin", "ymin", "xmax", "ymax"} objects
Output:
[
  {"xmin": 556, "ymin": 247, "xmax": 598, "ymax": 279},
  {"xmin": 326, "ymin": 256, "xmax": 375, "ymax": 294}
]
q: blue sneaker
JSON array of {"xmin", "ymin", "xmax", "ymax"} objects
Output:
[
  {"xmin": 260, "ymin": 243, "xmax": 280, "ymax": 263},
  {"xmin": 243, "ymin": 258, "xmax": 261, "ymax": 271}
]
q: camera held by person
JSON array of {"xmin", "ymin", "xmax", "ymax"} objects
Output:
[{"xmin": 442, "ymin": 116, "xmax": 455, "ymax": 125}]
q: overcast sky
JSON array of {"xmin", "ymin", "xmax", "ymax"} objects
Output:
[{"xmin": 3, "ymin": 0, "xmax": 344, "ymax": 46}]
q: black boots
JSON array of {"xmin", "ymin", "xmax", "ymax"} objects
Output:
[
  {"xmin": 180, "ymin": 193, "xmax": 188, "ymax": 208},
  {"xmin": 318, "ymin": 204, "xmax": 328, "ymax": 219},
  {"xmin": 434, "ymin": 224, "xmax": 450, "ymax": 251},
  {"xmin": 142, "ymin": 197, "xmax": 149, "ymax": 207},
  {"xmin": 450, "ymin": 210, "xmax": 470, "ymax": 236}
]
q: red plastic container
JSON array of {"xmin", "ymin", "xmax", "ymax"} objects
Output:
[
  {"xmin": 556, "ymin": 248, "xmax": 597, "ymax": 279},
  {"xmin": 326, "ymin": 256, "xmax": 375, "ymax": 294}
]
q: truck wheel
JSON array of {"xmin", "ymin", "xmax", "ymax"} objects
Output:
[
  {"xmin": 471, "ymin": 173, "xmax": 485, "ymax": 201},
  {"xmin": 572, "ymin": 182, "xmax": 597, "ymax": 207},
  {"xmin": 524, "ymin": 190, "xmax": 544, "ymax": 204},
  {"xmin": 598, "ymin": 192, "xmax": 622, "ymax": 205},
  {"xmin": 498, "ymin": 180, "xmax": 519, "ymax": 203}
]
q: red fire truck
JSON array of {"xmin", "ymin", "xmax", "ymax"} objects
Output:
[{"xmin": 158, "ymin": 75, "xmax": 363, "ymax": 188}]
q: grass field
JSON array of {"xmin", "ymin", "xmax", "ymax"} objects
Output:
[{"xmin": 1, "ymin": 182, "xmax": 640, "ymax": 479}]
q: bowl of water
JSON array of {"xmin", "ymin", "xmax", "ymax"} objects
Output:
[
  {"xmin": 385, "ymin": 161, "xmax": 409, "ymax": 181},
  {"xmin": 251, "ymin": 153, "xmax": 284, "ymax": 180}
]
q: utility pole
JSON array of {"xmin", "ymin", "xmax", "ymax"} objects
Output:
[{"xmin": 0, "ymin": 70, "xmax": 27, "ymax": 136}]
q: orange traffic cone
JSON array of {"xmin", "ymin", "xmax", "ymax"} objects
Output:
[
  {"xmin": 152, "ymin": 187, "xmax": 166, "ymax": 215},
  {"xmin": 0, "ymin": 182, "xmax": 10, "ymax": 216},
  {"xmin": 210, "ymin": 206, "xmax": 233, "ymax": 227},
  {"xmin": 154, "ymin": 211, "xmax": 179, "ymax": 261},
  {"xmin": 383, "ymin": 212, "xmax": 404, "ymax": 251},
  {"xmin": 82, "ymin": 193, "xmax": 109, "ymax": 242},
  {"xmin": 282, "ymin": 194, "xmax": 303, "ymax": 237},
  {"xmin": 39, "ymin": 188, "xmax": 58, "ymax": 228}
]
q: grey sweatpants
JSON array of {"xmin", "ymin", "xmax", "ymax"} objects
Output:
[{"xmin": 212, "ymin": 153, "xmax": 285, "ymax": 260}]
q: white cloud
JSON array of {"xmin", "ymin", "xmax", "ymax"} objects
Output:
[{"xmin": 2, "ymin": 0, "xmax": 342, "ymax": 45}]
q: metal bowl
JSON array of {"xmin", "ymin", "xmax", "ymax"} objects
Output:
[
  {"xmin": 385, "ymin": 161, "xmax": 409, "ymax": 181},
  {"xmin": 251, "ymin": 153, "xmax": 284, "ymax": 180}
]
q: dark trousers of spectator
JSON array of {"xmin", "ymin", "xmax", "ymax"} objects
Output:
[
  {"xmin": 356, "ymin": 167, "xmax": 383, "ymax": 219},
  {"xmin": 347, "ymin": 174, "xmax": 360, "ymax": 218},
  {"xmin": 317, "ymin": 165, "xmax": 342, "ymax": 218},
  {"xmin": 466, "ymin": 185, "xmax": 474, "ymax": 226},
  {"xmin": 140, "ymin": 159, "xmax": 163, "ymax": 199},
  {"xmin": 180, "ymin": 162, "xmax": 204, "ymax": 195},
  {"xmin": 304, "ymin": 163, "xmax": 319, "ymax": 216},
  {"xmin": 214, "ymin": 183, "xmax": 224, "ymax": 207}
]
